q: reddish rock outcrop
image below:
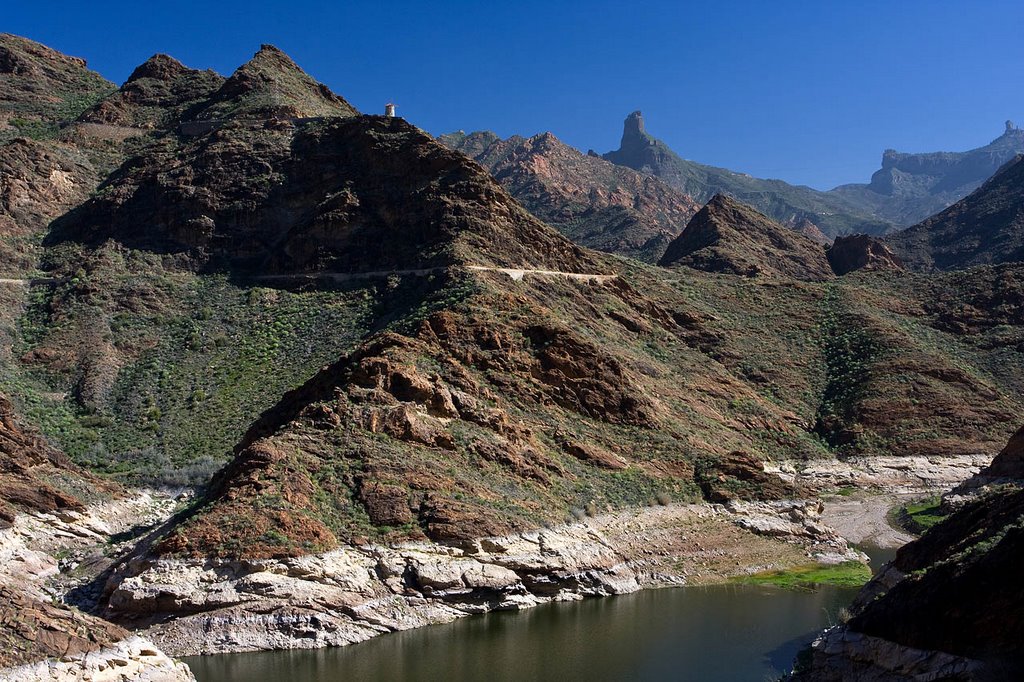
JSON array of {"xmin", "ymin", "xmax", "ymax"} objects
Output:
[
  {"xmin": 659, "ymin": 194, "xmax": 835, "ymax": 281},
  {"xmin": 0, "ymin": 395, "xmax": 117, "ymax": 528},
  {"xmin": 441, "ymin": 130, "xmax": 701, "ymax": 262},
  {"xmin": 827, "ymin": 233, "xmax": 904, "ymax": 275}
]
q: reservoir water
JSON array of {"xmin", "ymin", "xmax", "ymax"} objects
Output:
[
  {"xmin": 184, "ymin": 582, "xmax": 860, "ymax": 682},
  {"xmin": 185, "ymin": 545, "xmax": 893, "ymax": 681}
]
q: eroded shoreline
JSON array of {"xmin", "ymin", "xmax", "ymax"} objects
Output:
[{"xmin": 0, "ymin": 456, "xmax": 976, "ymax": 675}]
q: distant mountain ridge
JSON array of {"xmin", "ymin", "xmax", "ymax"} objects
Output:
[
  {"xmin": 833, "ymin": 120, "xmax": 1024, "ymax": 225},
  {"xmin": 601, "ymin": 111, "xmax": 1024, "ymax": 238},
  {"xmin": 886, "ymin": 154, "xmax": 1024, "ymax": 271},
  {"xmin": 602, "ymin": 111, "xmax": 891, "ymax": 238},
  {"xmin": 440, "ymin": 129, "xmax": 701, "ymax": 262}
]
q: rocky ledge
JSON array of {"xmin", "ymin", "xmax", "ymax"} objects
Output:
[
  {"xmin": 0, "ymin": 492, "xmax": 194, "ymax": 681},
  {"xmin": 0, "ymin": 636, "xmax": 195, "ymax": 682},
  {"xmin": 795, "ymin": 626, "xmax": 987, "ymax": 681},
  {"xmin": 772, "ymin": 453, "xmax": 991, "ymax": 493},
  {"xmin": 103, "ymin": 500, "xmax": 860, "ymax": 656}
]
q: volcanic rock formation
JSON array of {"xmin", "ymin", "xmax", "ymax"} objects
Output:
[
  {"xmin": 441, "ymin": 129, "xmax": 701, "ymax": 262},
  {"xmin": 658, "ymin": 194, "xmax": 834, "ymax": 281},
  {"xmin": 826, "ymin": 234, "xmax": 904, "ymax": 275}
]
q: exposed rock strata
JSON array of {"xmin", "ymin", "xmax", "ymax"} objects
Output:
[
  {"xmin": 0, "ymin": 636, "xmax": 195, "ymax": 682},
  {"xmin": 0, "ymin": 493, "xmax": 193, "ymax": 680},
  {"xmin": 103, "ymin": 501, "xmax": 860, "ymax": 656}
]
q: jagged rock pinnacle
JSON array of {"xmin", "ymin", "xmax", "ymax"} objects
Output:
[{"xmin": 624, "ymin": 110, "xmax": 645, "ymax": 137}]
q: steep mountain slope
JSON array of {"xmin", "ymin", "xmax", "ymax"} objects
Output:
[
  {"xmin": 602, "ymin": 111, "xmax": 891, "ymax": 238},
  {"xmin": 78, "ymin": 54, "xmax": 224, "ymax": 130},
  {"xmin": 440, "ymin": 130, "xmax": 701, "ymax": 262},
  {"xmin": 981, "ymin": 424, "xmax": 1024, "ymax": 479},
  {"xmin": 9, "ymin": 41, "xmax": 595, "ymax": 485},
  {"xmin": 886, "ymin": 155, "xmax": 1024, "ymax": 271},
  {"xmin": 0, "ymin": 33, "xmax": 114, "ymax": 142},
  {"xmin": 0, "ymin": 35, "xmax": 123, "ymax": 273},
  {"xmin": 50, "ymin": 117, "xmax": 590, "ymax": 275},
  {"xmin": 658, "ymin": 194, "xmax": 834, "ymax": 281},
  {"xmin": 832, "ymin": 121, "xmax": 1024, "ymax": 225},
  {"xmin": 792, "ymin": 434, "xmax": 1024, "ymax": 679}
]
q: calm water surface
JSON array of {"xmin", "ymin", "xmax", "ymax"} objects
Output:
[
  {"xmin": 184, "ymin": 583, "xmax": 857, "ymax": 682},
  {"xmin": 184, "ymin": 546, "xmax": 894, "ymax": 682}
]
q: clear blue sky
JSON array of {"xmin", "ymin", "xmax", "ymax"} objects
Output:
[{"xmin": 7, "ymin": 0, "xmax": 1023, "ymax": 189}]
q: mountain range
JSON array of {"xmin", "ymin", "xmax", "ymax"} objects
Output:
[
  {"xmin": 449, "ymin": 110, "xmax": 1024, "ymax": 256},
  {"xmin": 1, "ymin": 32, "xmax": 1023, "ymax": 679}
]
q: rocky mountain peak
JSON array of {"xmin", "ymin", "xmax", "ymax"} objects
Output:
[
  {"xmin": 624, "ymin": 110, "xmax": 645, "ymax": 137},
  {"xmin": 442, "ymin": 127, "xmax": 700, "ymax": 261},
  {"xmin": 0, "ymin": 34, "xmax": 114, "ymax": 138},
  {"xmin": 125, "ymin": 53, "xmax": 192, "ymax": 84},
  {"xmin": 78, "ymin": 52, "xmax": 224, "ymax": 129},
  {"xmin": 659, "ymin": 193, "xmax": 835, "ymax": 281},
  {"xmin": 0, "ymin": 33, "xmax": 89, "ymax": 76},
  {"xmin": 190, "ymin": 43, "xmax": 357, "ymax": 120}
]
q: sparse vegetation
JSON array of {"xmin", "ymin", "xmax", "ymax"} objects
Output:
[
  {"xmin": 894, "ymin": 496, "xmax": 948, "ymax": 535},
  {"xmin": 731, "ymin": 561, "xmax": 871, "ymax": 590}
]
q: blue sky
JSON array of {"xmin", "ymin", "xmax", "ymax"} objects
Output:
[{"xmin": 7, "ymin": 0, "xmax": 1023, "ymax": 189}]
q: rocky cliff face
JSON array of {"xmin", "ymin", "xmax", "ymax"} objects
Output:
[
  {"xmin": 826, "ymin": 234, "xmax": 904, "ymax": 275},
  {"xmin": 829, "ymin": 121, "xmax": 1024, "ymax": 226},
  {"xmin": 440, "ymin": 130, "xmax": 701, "ymax": 262},
  {"xmin": 886, "ymin": 155, "xmax": 1024, "ymax": 271},
  {"xmin": 602, "ymin": 111, "xmax": 892, "ymax": 238},
  {"xmin": 792, "ymin": 468, "xmax": 1024, "ymax": 679},
  {"xmin": 658, "ymin": 194, "xmax": 835, "ymax": 281}
]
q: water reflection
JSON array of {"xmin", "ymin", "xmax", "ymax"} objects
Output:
[{"xmin": 185, "ymin": 583, "xmax": 859, "ymax": 682}]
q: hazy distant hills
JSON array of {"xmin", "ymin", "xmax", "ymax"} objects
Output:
[
  {"xmin": 888, "ymin": 154, "xmax": 1024, "ymax": 271},
  {"xmin": 602, "ymin": 111, "xmax": 1024, "ymax": 240},
  {"xmin": 602, "ymin": 111, "xmax": 890, "ymax": 238},
  {"xmin": 833, "ymin": 121, "xmax": 1024, "ymax": 225}
]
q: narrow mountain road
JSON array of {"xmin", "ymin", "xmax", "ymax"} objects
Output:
[
  {"xmin": 254, "ymin": 265, "xmax": 618, "ymax": 283},
  {"xmin": 0, "ymin": 277, "xmax": 61, "ymax": 286}
]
